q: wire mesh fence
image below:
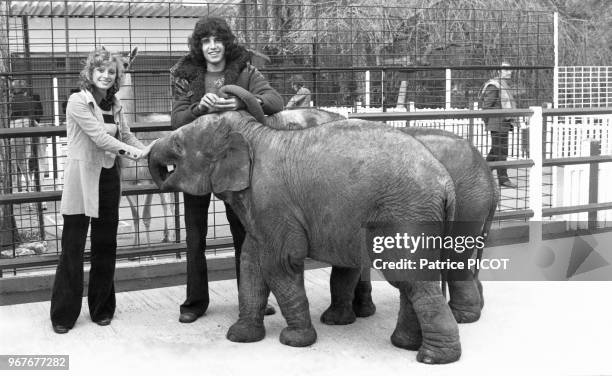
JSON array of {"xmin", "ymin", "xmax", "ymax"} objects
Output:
[{"xmin": 0, "ymin": 1, "xmax": 556, "ymax": 269}]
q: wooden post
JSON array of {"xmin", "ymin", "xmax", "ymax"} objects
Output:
[
  {"xmin": 364, "ymin": 70, "xmax": 370, "ymax": 108},
  {"xmin": 468, "ymin": 101, "xmax": 477, "ymax": 144},
  {"xmin": 396, "ymin": 81, "xmax": 407, "ymax": 108},
  {"xmin": 445, "ymin": 69, "xmax": 452, "ymax": 109},
  {"xmin": 529, "ymin": 106, "xmax": 543, "ymax": 246},
  {"xmin": 588, "ymin": 139, "xmax": 601, "ymax": 229}
]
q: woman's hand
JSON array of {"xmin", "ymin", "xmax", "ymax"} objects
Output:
[{"xmin": 139, "ymin": 139, "xmax": 158, "ymax": 160}]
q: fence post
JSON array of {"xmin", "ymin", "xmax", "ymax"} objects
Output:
[
  {"xmin": 445, "ymin": 69, "xmax": 452, "ymax": 109},
  {"xmin": 365, "ymin": 70, "xmax": 370, "ymax": 108},
  {"xmin": 588, "ymin": 139, "xmax": 601, "ymax": 229},
  {"xmin": 468, "ymin": 101, "xmax": 477, "ymax": 144},
  {"xmin": 408, "ymin": 101, "xmax": 415, "ymax": 127},
  {"xmin": 529, "ymin": 106, "xmax": 543, "ymax": 244}
]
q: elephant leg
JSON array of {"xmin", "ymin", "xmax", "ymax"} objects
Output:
[
  {"xmin": 353, "ymin": 267, "xmax": 376, "ymax": 318},
  {"xmin": 448, "ymin": 272, "xmax": 482, "ymax": 323},
  {"xmin": 321, "ymin": 266, "xmax": 360, "ymax": 325},
  {"xmin": 390, "ymin": 288, "xmax": 422, "ymax": 350},
  {"xmin": 265, "ymin": 256, "xmax": 316, "ymax": 347},
  {"xmin": 408, "ymin": 281, "xmax": 461, "ymax": 364},
  {"xmin": 447, "ymin": 222, "xmax": 484, "ymax": 323},
  {"xmin": 226, "ymin": 237, "xmax": 268, "ymax": 343}
]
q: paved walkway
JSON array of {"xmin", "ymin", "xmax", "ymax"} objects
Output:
[{"xmin": 1, "ymin": 267, "xmax": 611, "ymax": 376}]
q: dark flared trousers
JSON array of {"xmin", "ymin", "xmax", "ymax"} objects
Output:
[
  {"xmin": 486, "ymin": 130, "xmax": 510, "ymax": 183},
  {"xmin": 50, "ymin": 164, "xmax": 120, "ymax": 327},
  {"xmin": 180, "ymin": 192, "xmax": 245, "ymax": 316}
]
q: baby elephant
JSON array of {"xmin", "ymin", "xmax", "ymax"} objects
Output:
[{"xmin": 149, "ymin": 110, "xmax": 466, "ymax": 364}]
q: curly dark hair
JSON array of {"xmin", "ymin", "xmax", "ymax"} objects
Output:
[{"xmin": 187, "ymin": 16, "xmax": 245, "ymax": 64}]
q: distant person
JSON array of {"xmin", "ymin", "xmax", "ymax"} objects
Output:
[
  {"xmin": 8, "ymin": 79, "xmax": 43, "ymax": 193},
  {"xmin": 50, "ymin": 47, "xmax": 153, "ymax": 334},
  {"xmin": 481, "ymin": 61, "xmax": 518, "ymax": 189},
  {"xmin": 286, "ymin": 75, "xmax": 311, "ymax": 108}
]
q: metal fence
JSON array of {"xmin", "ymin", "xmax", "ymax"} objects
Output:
[{"xmin": 0, "ymin": 1, "xmax": 557, "ymax": 272}]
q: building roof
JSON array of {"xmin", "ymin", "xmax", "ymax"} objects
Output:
[{"xmin": 6, "ymin": 0, "xmax": 239, "ymax": 18}]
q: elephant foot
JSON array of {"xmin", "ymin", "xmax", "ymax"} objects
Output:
[
  {"xmin": 417, "ymin": 342, "xmax": 462, "ymax": 364},
  {"xmin": 448, "ymin": 280, "xmax": 482, "ymax": 324},
  {"xmin": 449, "ymin": 304, "xmax": 481, "ymax": 324},
  {"xmin": 226, "ymin": 319, "xmax": 265, "ymax": 343},
  {"xmin": 477, "ymin": 279, "xmax": 484, "ymax": 309},
  {"xmin": 279, "ymin": 325, "xmax": 317, "ymax": 347},
  {"xmin": 412, "ymin": 294, "xmax": 461, "ymax": 364},
  {"xmin": 390, "ymin": 328, "xmax": 422, "ymax": 351},
  {"xmin": 320, "ymin": 304, "xmax": 356, "ymax": 325},
  {"xmin": 353, "ymin": 297, "xmax": 376, "ymax": 318}
]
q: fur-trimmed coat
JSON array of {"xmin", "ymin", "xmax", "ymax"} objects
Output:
[{"xmin": 169, "ymin": 48, "xmax": 283, "ymax": 129}]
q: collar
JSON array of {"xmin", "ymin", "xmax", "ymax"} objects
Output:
[{"xmin": 82, "ymin": 89, "xmax": 123, "ymax": 114}]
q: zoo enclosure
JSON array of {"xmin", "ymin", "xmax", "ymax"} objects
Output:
[{"xmin": 0, "ymin": 1, "xmax": 561, "ymax": 275}]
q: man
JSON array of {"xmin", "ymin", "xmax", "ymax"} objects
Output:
[
  {"xmin": 481, "ymin": 62, "xmax": 518, "ymax": 189},
  {"xmin": 9, "ymin": 79, "xmax": 44, "ymax": 193},
  {"xmin": 286, "ymin": 75, "xmax": 312, "ymax": 108},
  {"xmin": 170, "ymin": 16, "xmax": 284, "ymax": 323}
]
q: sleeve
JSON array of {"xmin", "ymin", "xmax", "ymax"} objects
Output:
[
  {"xmin": 286, "ymin": 89, "xmax": 308, "ymax": 108},
  {"xmin": 246, "ymin": 67, "xmax": 284, "ymax": 115},
  {"xmin": 286, "ymin": 94, "xmax": 304, "ymax": 108},
  {"xmin": 170, "ymin": 75, "xmax": 207, "ymax": 129},
  {"xmin": 482, "ymin": 84, "xmax": 499, "ymax": 110},
  {"xmin": 66, "ymin": 97, "xmax": 143, "ymax": 160}
]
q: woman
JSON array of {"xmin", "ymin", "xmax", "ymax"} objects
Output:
[{"xmin": 50, "ymin": 47, "xmax": 152, "ymax": 334}]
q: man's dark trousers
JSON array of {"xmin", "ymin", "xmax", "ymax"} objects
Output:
[{"xmin": 180, "ymin": 192, "xmax": 245, "ymax": 316}]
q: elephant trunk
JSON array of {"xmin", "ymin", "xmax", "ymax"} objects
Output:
[{"xmin": 148, "ymin": 136, "xmax": 174, "ymax": 191}]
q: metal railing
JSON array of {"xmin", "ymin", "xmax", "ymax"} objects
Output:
[{"xmin": 2, "ymin": 106, "xmax": 612, "ymax": 277}]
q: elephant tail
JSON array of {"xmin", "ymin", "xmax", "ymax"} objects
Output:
[
  {"xmin": 443, "ymin": 176, "xmax": 457, "ymax": 225},
  {"xmin": 474, "ymin": 172, "xmax": 500, "ymax": 279},
  {"xmin": 440, "ymin": 177, "xmax": 456, "ymax": 299}
]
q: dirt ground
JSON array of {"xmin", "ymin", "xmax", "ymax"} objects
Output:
[{"xmin": 1, "ymin": 266, "xmax": 611, "ymax": 376}]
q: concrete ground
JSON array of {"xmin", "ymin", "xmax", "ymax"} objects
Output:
[{"xmin": 1, "ymin": 267, "xmax": 611, "ymax": 376}]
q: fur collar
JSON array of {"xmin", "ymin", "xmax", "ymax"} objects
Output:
[{"xmin": 170, "ymin": 47, "xmax": 252, "ymax": 98}]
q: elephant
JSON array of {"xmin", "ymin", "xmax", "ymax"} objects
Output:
[
  {"xmin": 149, "ymin": 109, "xmax": 471, "ymax": 364},
  {"xmin": 260, "ymin": 109, "xmax": 499, "ymax": 325}
]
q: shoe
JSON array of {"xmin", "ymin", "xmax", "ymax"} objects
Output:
[
  {"xmin": 179, "ymin": 312, "xmax": 201, "ymax": 323},
  {"xmin": 499, "ymin": 180, "xmax": 517, "ymax": 188},
  {"xmin": 264, "ymin": 304, "xmax": 276, "ymax": 316},
  {"xmin": 52, "ymin": 324, "xmax": 70, "ymax": 334},
  {"xmin": 95, "ymin": 317, "xmax": 112, "ymax": 326}
]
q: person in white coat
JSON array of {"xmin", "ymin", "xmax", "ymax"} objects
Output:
[{"xmin": 50, "ymin": 47, "xmax": 154, "ymax": 334}]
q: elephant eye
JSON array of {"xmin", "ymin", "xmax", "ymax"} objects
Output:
[{"xmin": 172, "ymin": 135, "xmax": 182, "ymax": 154}]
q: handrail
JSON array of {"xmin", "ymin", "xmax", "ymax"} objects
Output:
[
  {"xmin": 542, "ymin": 107, "xmax": 612, "ymax": 116},
  {"xmin": 2, "ymin": 107, "xmax": 611, "ymax": 139},
  {"xmin": 348, "ymin": 108, "xmax": 534, "ymax": 121},
  {"xmin": 0, "ymin": 184, "xmax": 168, "ymax": 205},
  {"xmin": 0, "ymin": 65, "xmax": 555, "ymax": 78},
  {"xmin": 0, "ymin": 121, "xmax": 172, "ymax": 139}
]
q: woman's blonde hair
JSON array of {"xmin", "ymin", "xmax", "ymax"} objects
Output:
[{"xmin": 79, "ymin": 46, "xmax": 125, "ymax": 92}]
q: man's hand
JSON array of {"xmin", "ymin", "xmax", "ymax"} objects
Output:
[{"xmin": 198, "ymin": 94, "xmax": 244, "ymax": 113}]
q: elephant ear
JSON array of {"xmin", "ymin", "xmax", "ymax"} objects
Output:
[{"xmin": 210, "ymin": 132, "xmax": 253, "ymax": 194}]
